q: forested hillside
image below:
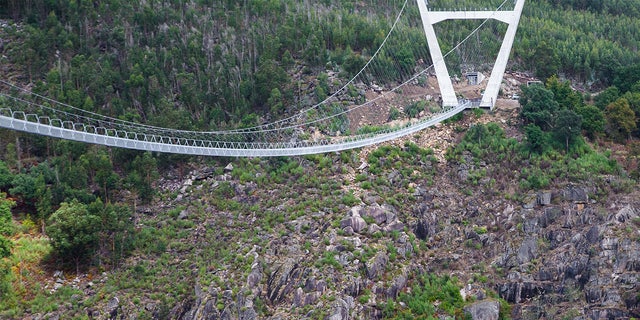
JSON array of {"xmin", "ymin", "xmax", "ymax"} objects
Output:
[
  {"xmin": 1, "ymin": 0, "xmax": 640, "ymax": 129},
  {"xmin": 0, "ymin": 0, "xmax": 640, "ymax": 319}
]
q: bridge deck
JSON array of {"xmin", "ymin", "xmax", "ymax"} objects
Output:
[{"xmin": 0, "ymin": 103, "xmax": 469, "ymax": 157}]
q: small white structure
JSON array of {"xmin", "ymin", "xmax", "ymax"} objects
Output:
[
  {"xmin": 465, "ymin": 72, "xmax": 486, "ymax": 85},
  {"xmin": 416, "ymin": 0, "xmax": 526, "ymax": 109}
]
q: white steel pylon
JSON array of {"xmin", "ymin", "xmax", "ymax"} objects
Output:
[{"xmin": 416, "ymin": 0, "xmax": 525, "ymax": 109}]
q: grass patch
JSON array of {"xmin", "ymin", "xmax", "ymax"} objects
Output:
[{"xmin": 0, "ymin": 235, "xmax": 57, "ymax": 317}]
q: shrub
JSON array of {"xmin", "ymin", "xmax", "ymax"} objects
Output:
[
  {"xmin": 342, "ymin": 191, "xmax": 359, "ymax": 206},
  {"xmin": 388, "ymin": 107, "xmax": 401, "ymax": 121},
  {"xmin": 46, "ymin": 200, "xmax": 101, "ymax": 271},
  {"xmin": 398, "ymin": 274, "xmax": 466, "ymax": 318},
  {"xmin": 316, "ymin": 251, "xmax": 342, "ymax": 270},
  {"xmin": 405, "ymin": 101, "xmax": 426, "ymax": 118}
]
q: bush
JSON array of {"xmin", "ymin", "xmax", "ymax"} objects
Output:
[
  {"xmin": 0, "ymin": 194, "xmax": 15, "ymax": 237},
  {"xmin": 46, "ymin": 200, "xmax": 101, "ymax": 271},
  {"xmin": 316, "ymin": 251, "xmax": 342, "ymax": 270},
  {"xmin": 520, "ymin": 168, "xmax": 551, "ymax": 190},
  {"xmin": 342, "ymin": 191, "xmax": 359, "ymax": 206},
  {"xmin": 0, "ymin": 194, "xmax": 16, "ymax": 296},
  {"xmin": 397, "ymin": 274, "xmax": 466, "ymax": 318},
  {"xmin": 388, "ymin": 107, "xmax": 401, "ymax": 121},
  {"xmin": 405, "ymin": 101, "xmax": 426, "ymax": 118}
]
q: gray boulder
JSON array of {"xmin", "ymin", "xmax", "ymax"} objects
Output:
[
  {"xmin": 106, "ymin": 296, "xmax": 119, "ymax": 320},
  {"xmin": 517, "ymin": 237, "xmax": 538, "ymax": 265},
  {"xmin": 563, "ymin": 185, "xmax": 588, "ymax": 203},
  {"xmin": 340, "ymin": 216, "xmax": 368, "ymax": 233},
  {"xmin": 537, "ymin": 191, "xmax": 552, "ymax": 206},
  {"xmin": 246, "ymin": 263, "xmax": 263, "ymax": 289},
  {"xmin": 612, "ymin": 205, "xmax": 638, "ymax": 223},
  {"xmin": 362, "ymin": 205, "xmax": 387, "ymax": 224},
  {"xmin": 464, "ymin": 300, "xmax": 501, "ymax": 320}
]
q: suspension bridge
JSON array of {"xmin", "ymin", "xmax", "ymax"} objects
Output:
[{"xmin": 0, "ymin": 0, "xmax": 524, "ymax": 157}]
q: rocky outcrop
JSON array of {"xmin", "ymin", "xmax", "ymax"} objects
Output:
[
  {"xmin": 267, "ymin": 259, "xmax": 305, "ymax": 305},
  {"xmin": 340, "ymin": 215, "xmax": 368, "ymax": 234},
  {"xmin": 493, "ymin": 194, "xmax": 640, "ymax": 319},
  {"xmin": 414, "ymin": 203, "xmax": 439, "ymax": 241},
  {"xmin": 362, "ymin": 205, "xmax": 387, "ymax": 225},
  {"xmin": 498, "ymin": 279, "xmax": 545, "ymax": 304},
  {"xmin": 562, "ymin": 185, "xmax": 589, "ymax": 203},
  {"xmin": 464, "ymin": 300, "xmax": 500, "ymax": 320},
  {"xmin": 365, "ymin": 252, "xmax": 389, "ymax": 280},
  {"xmin": 63, "ymin": 160, "xmax": 640, "ymax": 320},
  {"xmin": 105, "ymin": 296, "xmax": 120, "ymax": 320},
  {"xmin": 327, "ymin": 297, "xmax": 354, "ymax": 320},
  {"xmin": 516, "ymin": 237, "xmax": 538, "ymax": 265},
  {"xmin": 385, "ymin": 269, "xmax": 408, "ymax": 299}
]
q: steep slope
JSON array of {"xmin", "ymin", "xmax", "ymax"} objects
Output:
[{"xmin": 26, "ymin": 107, "xmax": 637, "ymax": 320}]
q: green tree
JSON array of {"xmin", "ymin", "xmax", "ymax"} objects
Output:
[
  {"xmin": 546, "ymin": 75, "xmax": 583, "ymax": 110},
  {"xmin": 34, "ymin": 175, "xmax": 52, "ymax": 233},
  {"xmin": 80, "ymin": 149, "xmax": 119, "ymax": 202},
  {"xmin": 254, "ymin": 58, "xmax": 288, "ymax": 108},
  {"xmin": 281, "ymin": 49, "xmax": 294, "ymax": 69},
  {"xmin": 88, "ymin": 199, "xmax": 134, "ymax": 268},
  {"xmin": 0, "ymin": 237, "xmax": 10, "ymax": 261},
  {"xmin": 553, "ymin": 109, "xmax": 582, "ymax": 152},
  {"xmin": 520, "ymin": 84, "xmax": 559, "ymax": 130},
  {"xmin": 315, "ymin": 85, "xmax": 327, "ymax": 103},
  {"xmin": 46, "ymin": 200, "xmax": 101, "ymax": 273},
  {"xmin": 9, "ymin": 169, "xmax": 54, "ymax": 232},
  {"xmin": 342, "ymin": 49, "xmax": 366, "ymax": 78},
  {"xmin": 0, "ymin": 193, "xmax": 15, "ymax": 237},
  {"xmin": 9, "ymin": 174, "xmax": 38, "ymax": 204},
  {"xmin": 0, "ymin": 193, "xmax": 15, "ymax": 298},
  {"xmin": 605, "ymin": 98, "xmax": 637, "ymax": 142},
  {"xmin": 532, "ymin": 41, "xmax": 560, "ymax": 81},
  {"xmin": 268, "ymin": 88, "xmax": 284, "ymax": 115},
  {"xmin": 595, "ymin": 86, "xmax": 620, "ymax": 110},
  {"xmin": 127, "ymin": 152, "xmax": 159, "ymax": 204},
  {"xmin": 613, "ymin": 63, "xmax": 640, "ymax": 93},
  {"xmin": 304, "ymin": 33, "xmax": 326, "ymax": 66},
  {"xmin": 631, "ymin": 81, "xmax": 640, "ymax": 94},
  {"xmin": 3, "ymin": 143, "xmax": 18, "ymax": 172},
  {"xmin": 622, "ymin": 91, "xmax": 640, "ymax": 136},
  {"xmin": 524, "ymin": 124, "xmax": 549, "ymax": 154},
  {"xmin": 576, "ymin": 105, "xmax": 605, "ymax": 139},
  {"xmin": 0, "ymin": 161, "xmax": 12, "ymax": 191}
]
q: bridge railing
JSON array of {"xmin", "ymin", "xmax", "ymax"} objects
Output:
[{"xmin": 1, "ymin": 91, "xmax": 470, "ymax": 152}]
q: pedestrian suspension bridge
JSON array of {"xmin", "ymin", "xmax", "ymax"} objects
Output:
[{"xmin": 0, "ymin": 0, "xmax": 524, "ymax": 157}]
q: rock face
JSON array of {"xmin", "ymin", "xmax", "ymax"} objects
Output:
[
  {"xmin": 267, "ymin": 259, "xmax": 304, "ymax": 305},
  {"xmin": 414, "ymin": 204, "xmax": 439, "ymax": 240},
  {"xmin": 106, "ymin": 296, "xmax": 119, "ymax": 320},
  {"xmin": 516, "ymin": 237, "xmax": 538, "ymax": 265},
  {"xmin": 365, "ymin": 252, "xmax": 389, "ymax": 280},
  {"xmin": 57, "ymin": 160, "xmax": 640, "ymax": 320},
  {"xmin": 362, "ymin": 205, "xmax": 387, "ymax": 224},
  {"xmin": 327, "ymin": 298, "xmax": 353, "ymax": 320},
  {"xmin": 464, "ymin": 301, "xmax": 500, "ymax": 320},
  {"xmin": 156, "ymin": 171, "xmax": 640, "ymax": 320},
  {"xmin": 498, "ymin": 280, "xmax": 545, "ymax": 304},
  {"xmin": 562, "ymin": 185, "xmax": 589, "ymax": 203}
]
